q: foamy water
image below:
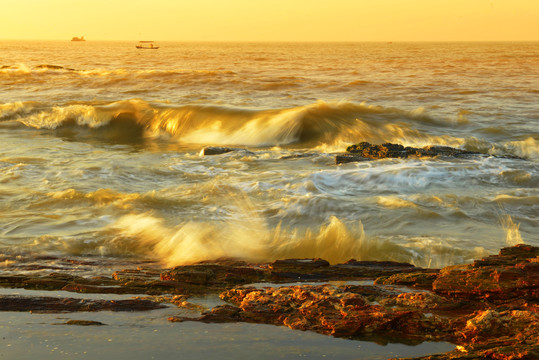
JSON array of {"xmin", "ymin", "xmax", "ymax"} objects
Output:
[{"xmin": 1, "ymin": 41, "xmax": 537, "ymax": 272}]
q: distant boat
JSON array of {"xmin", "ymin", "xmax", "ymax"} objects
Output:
[
  {"xmin": 71, "ymin": 36, "xmax": 86, "ymax": 42},
  {"xmin": 136, "ymin": 41, "xmax": 159, "ymax": 49}
]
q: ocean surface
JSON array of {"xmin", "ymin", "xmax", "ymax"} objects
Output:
[{"xmin": 1, "ymin": 40, "xmax": 538, "ymax": 274}]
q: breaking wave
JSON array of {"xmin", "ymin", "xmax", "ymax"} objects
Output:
[
  {"xmin": 3, "ymin": 99, "xmax": 536, "ymax": 158},
  {"xmin": 0, "ymin": 100, "xmax": 459, "ymax": 147},
  {"xmin": 102, "ymin": 211, "xmax": 485, "ymax": 268}
]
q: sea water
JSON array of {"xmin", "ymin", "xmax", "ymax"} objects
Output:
[
  {"xmin": 1, "ymin": 39, "xmax": 537, "ymax": 359},
  {"xmin": 1, "ymin": 41, "xmax": 537, "ymax": 270}
]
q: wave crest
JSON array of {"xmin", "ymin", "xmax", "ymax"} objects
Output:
[
  {"xmin": 9, "ymin": 100, "xmax": 455, "ymax": 146},
  {"xmin": 7, "ymin": 99, "xmax": 535, "ymax": 159}
]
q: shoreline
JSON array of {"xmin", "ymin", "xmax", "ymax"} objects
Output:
[{"xmin": 1, "ymin": 244, "xmax": 537, "ymax": 359}]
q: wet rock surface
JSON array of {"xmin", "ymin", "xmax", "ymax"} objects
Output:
[
  {"xmin": 0, "ymin": 257, "xmax": 431, "ymax": 298},
  {"xmin": 214, "ymin": 285, "xmax": 451, "ymax": 342},
  {"xmin": 268, "ymin": 258, "xmax": 429, "ymax": 282},
  {"xmin": 0, "ymin": 295, "xmax": 166, "ymax": 312},
  {"xmin": 347, "ymin": 142, "xmax": 479, "ymax": 159},
  {"xmin": 0, "ymin": 244, "xmax": 537, "ymax": 359},
  {"xmin": 200, "ymin": 146, "xmax": 254, "ymax": 156},
  {"xmin": 63, "ymin": 320, "xmax": 106, "ymax": 326},
  {"xmin": 432, "ymin": 244, "xmax": 539, "ymax": 301},
  {"xmin": 169, "ymin": 245, "xmax": 539, "ymax": 359},
  {"xmin": 336, "ymin": 142, "xmax": 522, "ymax": 163},
  {"xmin": 200, "ymin": 146, "xmax": 235, "ymax": 155}
]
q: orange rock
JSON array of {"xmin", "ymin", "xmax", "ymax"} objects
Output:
[{"xmin": 433, "ymin": 244, "xmax": 538, "ymax": 301}]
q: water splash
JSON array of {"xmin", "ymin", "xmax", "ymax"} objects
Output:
[
  {"xmin": 102, "ymin": 190, "xmax": 491, "ymax": 269},
  {"xmin": 501, "ymin": 137, "xmax": 538, "ymax": 160},
  {"xmin": 107, "ymin": 212, "xmax": 373, "ymax": 266},
  {"xmin": 103, "ymin": 191, "xmax": 410, "ymax": 266},
  {"xmin": 500, "ymin": 214, "xmax": 524, "ymax": 246}
]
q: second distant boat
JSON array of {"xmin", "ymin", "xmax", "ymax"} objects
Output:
[{"xmin": 136, "ymin": 41, "xmax": 159, "ymax": 49}]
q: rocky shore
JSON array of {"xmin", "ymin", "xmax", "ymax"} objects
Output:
[{"xmin": 1, "ymin": 244, "xmax": 537, "ymax": 359}]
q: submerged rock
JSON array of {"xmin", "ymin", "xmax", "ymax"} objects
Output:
[
  {"xmin": 169, "ymin": 304, "xmax": 242, "ymax": 324},
  {"xmin": 64, "ymin": 320, "xmax": 106, "ymax": 326},
  {"xmin": 279, "ymin": 153, "xmax": 318, "ymax": 160},
  {"xmin": 0, "ymin": 295, "xmax": 166, "ymax": 312},
  {"xmin": 335, "ymin": 153, "xmax": 371, "ymax": 164}
]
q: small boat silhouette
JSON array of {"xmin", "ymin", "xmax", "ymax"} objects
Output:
[
  {"xmin": 136, "ymin": 41, "xmax": 159, "ymax": 49},
  {"xmin": 71, "ymin": 36, "xmax": 86, "ymax": 42}
]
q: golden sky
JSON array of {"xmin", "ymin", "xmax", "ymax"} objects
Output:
[{"xmin": 1, "ymin": 0, "xmax": 538, "ymax": 41}]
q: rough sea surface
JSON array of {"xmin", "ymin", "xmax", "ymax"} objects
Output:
[{"xmin": 1, "ymin": 41, "xmax": 538, "ymax": 274}]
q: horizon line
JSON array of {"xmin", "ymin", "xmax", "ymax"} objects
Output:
[{"xmin": 1, "ymin": 38, "xmax": 538, "ymax": 43}]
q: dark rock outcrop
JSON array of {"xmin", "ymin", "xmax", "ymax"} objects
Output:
[
  {"xmin": 347, "ymin": 142, "xmax": 479, "ymax": 159},
  {"xmin": 200, "ymin": 146, "xmax": 235, "ymax": 155},
  {"xmin": 160, "ymin": 263, "xmax": 268, "ymax": 294},
  {"xmin": 432, "ymin": 243, "xmax": 539, "ymax": 301},
  {"xmin": 337, "ymin": 142, "xmax": 482, "ymax": 164},
  {"xmin": 200, "ymin": 147, "xmax": 254, "ymax": 156}
]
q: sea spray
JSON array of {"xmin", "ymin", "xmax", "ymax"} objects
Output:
[
  {"xmin": 106, "ymin": 210, "xmax": 497, "ymax": 268},
  {"xmin": 105, "ymin": 196, "xmax": 488, "ymax": 268},
  {"xmin": 105, "ymin": 190, "xmax": 413, "ymax": 267},
  {"xmin": 500, "ymin": 137, "xmax": 539, "ymax": 160},
  {"xmin": 106, "ymin": 212, "xmax": 374, "ymax": 266},
  {"xmin": 500, "ymin": 214, "xmax": 524, "ymax": 246}
]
